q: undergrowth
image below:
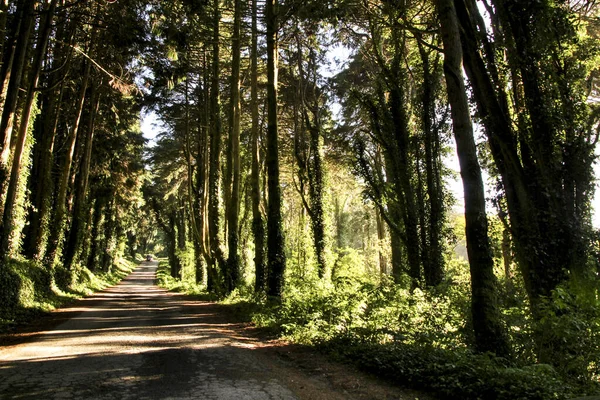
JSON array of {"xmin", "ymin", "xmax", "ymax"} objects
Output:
[
  {"xmin": 0, "ymin": 255, "xmax": 137, "ymax": 334},
  {"xmin": 155, "ymin": 256, "xmax": 600, "ymax": 400},
  {"xmin": 155, "ymin": 259, "xmax": 218, "ymax": 301}
]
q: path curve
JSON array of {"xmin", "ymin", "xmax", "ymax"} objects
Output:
[{"xmin": 0, "ymin": 262, "xmax": 430, "ymax": 400}]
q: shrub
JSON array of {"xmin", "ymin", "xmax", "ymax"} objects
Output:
[{"xmin": 323, "ymin": 338, "xmax": 578, "ymax": 400}]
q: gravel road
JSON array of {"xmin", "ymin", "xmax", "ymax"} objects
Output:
[{"xmin": 0, "ymin": 262, "xmax": 431, "ymax": 400}]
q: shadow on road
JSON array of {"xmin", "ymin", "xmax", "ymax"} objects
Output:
[{"xmin": 0, "ymin": 263, "xmax": 294, "ymax": 400}]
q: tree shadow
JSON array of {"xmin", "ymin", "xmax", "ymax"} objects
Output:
[{"xmin": 0, "ymin": 264, "xmax": 294, "ymax": 399}]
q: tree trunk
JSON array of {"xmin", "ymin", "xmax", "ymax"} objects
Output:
[
  {"xmin": 265, "ymin": 0, "xmax": 286, "ymax": 298},
  {"xmin": 167, "ymin": 211, "xmax": 181, "ymax": 279},
  {"xmin": 0, "ymin": 0, "xmax": 24, "ymax": 121},
  {"xmin": 87, "ymin": 195, "xmax": 106, "ymax": 272},
  {"xmin": 63, "ymin": 85, "xmax": 101, "ymax": 270},
  {"xmin": 388, "ymin": 85, "xmax": 421, "ymax": 287},
  {"xmin": 419, "ymin": 41, "xmax": 445, "ymax": 287},
  {"xmin": 23, "ymin": 14, "xmax": 74, "ymax": 260},
  {"xmin": 207, "ymin": 0, "xmax": 224, "ymax": 292},
  {"xmin": 0, "ymin": 0, "xmax": 35, "ymax": 204},
  {"xmin": 100, "ymin": 198, "xmax": 117, "ymax": 273},
  {"xmin": 226, "ymin": 0, "xmax": 242, "ymax": 292},
  {"xmin": 375, "ymin": 207, "xmax": 387, "ymax": 275},
  {"xmin": 0, "ymin": 0, "xmax": 9, "ymax": 61},
  {"xmin": 436, "ymin": 0, "xmax": 511, "ymax": 357},
  {"xmin": 174, "ymin": 200, "xmax": 186, "ymax": 280},
  {"xmin": 0, "ymin": 0, "xmax": 58, "ymax": 260},
  {"xmin": 251, "ymin": 0, "xmax": 265, "ymax": 293},
  {"xmin": 304, "ymin": 45, "xmax": 327, "ymax": 279},
  {"xmin": 45, "ymin": 59, "xmax": 92, "ymax": 267}
]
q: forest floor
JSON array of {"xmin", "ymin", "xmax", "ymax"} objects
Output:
[{"xmin": 0, "ymin": 262, "xmax": 436, "ymax": 400}]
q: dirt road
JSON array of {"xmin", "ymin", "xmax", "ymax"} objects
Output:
[{"xmin": 0, "ymin": 262, "xmax": 431, "ymax": 400}]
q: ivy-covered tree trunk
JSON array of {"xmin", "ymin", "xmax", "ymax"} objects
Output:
[
  {"xmin": 175, "ymin": 201, "xmax": 186, "ymax": 280},
  {"xmin": 100, "ymin": 198, "xmax": 118, "ymax": 274},
  {"xmin": 226, "ymin": 0, "xmax": 242, "ymax": 292},
  {"xmin": 194, "ymin": 50, "xmax": 210, "ymax": 286},
  {"xmin": 87, "ymin": 195, "xmax": 107, "ymax": 272},
  {"xmin": 46, "ymin": 58, "xmax": 93, "ymax": 267},
  {"xmin": 251, "ymin": 0, "xmax": 266, "ymax": 293},
  {"xmin": 436, "ymin": 0, "xmax": 511, "ymax": 358},
  {"xmin": 265, "ymin": 0, "xmax": 286, "ymax": 298},
  {"xmin": 167, "ymin": 211, "xmax": 181, "ymax": 279},
  {"xmin": 207, "ymin": 0, "xmax": 224, "ymax": 292},
  {"xmin": 304, "ymin": 44, "xmax": 327, "ymax": 279},
  {"xmin": 64, "ymin": 85, "xmax": 101, "ymax": 270},
  {"xmin": 375, "ymin": 207, "xmax": 387, "ymax": 274},
  {"xmin": 0, "ymin": 0, "xmax": 35, "ymax": 205},
  {"xmin": 0, "ymin": 0, "xmax": 9, "ymax": 61},
  {"xmin": 0, "ymin": 0, "xmax": 57, "ymax": 260},
  {"xmin": 388, "ymin": 84, "xmax": 421, "ymax": 287},
  {"xmin": 419, "ymin": 41, "xmax": 445, "ymax": 287},
  {"xmin": 23, "ymin": 13, "xmax": 74, "ymax": 260}
]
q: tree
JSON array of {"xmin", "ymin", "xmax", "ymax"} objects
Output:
[
  {"xmin": 251, "ymin": 0, "xmax": 266, "ymax": 293},
  {"xmin": 226, "ymin": 0, "xmax": 243, "ymax": 292},
  {"xmin": 435, "ymin": 0, "xmax": 511, "ymax": 357},
  {"xmin": 207, "ymin": 0, "xmax": 226, "ymax": 291},
  {"xmin": 265, "ymin": 0, "xmax": 286, "ymax": 298},
  {"xmin": 0, "ymin": 0, "xmax": 58, "ymax": 260}
]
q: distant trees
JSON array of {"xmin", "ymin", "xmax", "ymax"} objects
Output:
[{"xmin": 333, "ymin": 0, "xmax": 451, "ymax": 288}]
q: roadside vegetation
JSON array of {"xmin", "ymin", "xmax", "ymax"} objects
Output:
[
  {"xmin": 0, "ymin": 255, "xmax": 139, "ymax": 334},
  {"xmin": 156, "ymin": 243, "xmax": 600, "ymax": 400}
]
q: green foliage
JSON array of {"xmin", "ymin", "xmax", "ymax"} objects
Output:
[
  {"xmin": 175, "ymin": 241, "xmax": 195, "ymax": 280},
  {"xmin": 251, "ymin": 269, "xmax": 469, "ymax": 349},
  {"xmin": 323, "ymin": 338, "xmax": 582, "ymax": 400},
  {"xmin": 156, "ymin": 259, "xmax": 216, "ymax": 299},
  {"xmin": 9, "ymin": 93, "xmax": 39, "ymax": 255},
  {"xmin": 0, "ymin": 256, "xmax": 137, "ymax": 334},
  {"xmin": 0, "ymin": 264, "xmax": 22, "ymax": 311},
  {"xmin": 533, "ymin": 283, "xmax": 600, "ymax": 382},
  {"xmin": 220, "ymin": 252, "xmax": 599, "ymax": 399}
]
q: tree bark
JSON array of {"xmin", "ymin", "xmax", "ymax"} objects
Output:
[
  {"xmin": 45, "ymin": 59, "xmax": 92, "ymax": 267},
  {"xmin": 304, "ymin": 45, "xmax": 327, "ymax": 279},
  {"xmin": 419, "ymin": 41, "xmax": 445, "ymax": 287},
  {"xmin": 251, "ymin": 0, "xmax": 266, "ymax": 293},
  {"xmin": 0, "ymin": 0, "xmax": 35, "ymax": 215},
  {"xmin": 265, "ymin": 0, "xmax": 286, "ymax": 298},
  {"xmin": 0, "ymin": 0, "xmax": 58, "ymax": 260},
  {"xmin": 226, "ymin": 0, "xmax": 242, "ymax": 292},
  {"xmin": 435, "ymin": 0, "xmax": 511, "ymax": 357},
  {"xmin": 63, "ymin": 85, "xmax": 101, "ymax": 270},
  {"xmin": 207, "ymin": 0, "xmax": 225, "ymax": 292},
  {"xmin": 24, "ymin": 12, "xmax": 75, "ymax": 260},
  {"xmin": 87, "ymin": 195, "xmax": 106, "ymax": 272}
]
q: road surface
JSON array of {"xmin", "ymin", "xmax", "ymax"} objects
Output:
[{"xmin": 0, "ymin": 262, "xmax": 430, "ymax": 400}]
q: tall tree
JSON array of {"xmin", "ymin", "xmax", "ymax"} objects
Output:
[
  {"xmin": 63, "ymin": 82, "xmax": 102, "ymax": 270},
  {"xmin": 293, "ymin": 27, "xmax": 328, "ymax": 279},
  {"xmin": 251, "ymin": 0, "xmax": 266, "ymax": 293},
  {"xmin": 207, "ymin": 0, "xmax": 225, "ymax": 291},
  {"xmin": 435, "ymin": 0, "xmax": 511, "ymax": 357},
  {"xmin": 226, "ymin": 0, "xmax": 242, "ymax": 292},
  {"xmin": 0, "ymin": 0, "xmax": 58, "ymax": 259},
  {"xmin": 265, "ymin": 0, "xmax": 286, "ymax": 298},
  {"xmin": 0, "ymin": 0, "xmax": 35, "ymax": 205}
]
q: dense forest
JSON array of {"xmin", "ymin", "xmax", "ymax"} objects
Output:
[{"xmin": 0, "ymin": 0, "xmax": 599, "ymax": 398}]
